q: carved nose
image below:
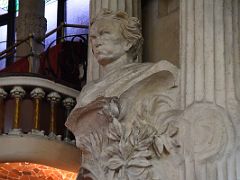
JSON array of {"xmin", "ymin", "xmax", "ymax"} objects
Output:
[
  {"xmin": 94, "ymin": 41, "xmax": 102, "ymax": 48},
  {"xmin": 91, "ymin": 37, "xmax": 102, "ymax": 48}
]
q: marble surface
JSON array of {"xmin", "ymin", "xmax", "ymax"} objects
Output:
[{"xmin": 66, "ymin": 2, "xmax": 240, "ymax": 179}]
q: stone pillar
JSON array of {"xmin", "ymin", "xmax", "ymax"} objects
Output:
[
  {"xmin": 16, "ymin": 0, "xmax": 47, "ymax": 72},
  {"xmin": 180, "ymin": 0, "xmax": 240, "ymax": 179},
  {"xmin": 180, "ymin": 0, "xmax": 240, "ymax": 109},
  {"xmin": 87, "ymin": 0, "xmax": 142, "ymax": 81}
]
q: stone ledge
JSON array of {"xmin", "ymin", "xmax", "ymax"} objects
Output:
[{"xmin": 0, "ymin": 135, "xmax": 81, "ymax": 172}]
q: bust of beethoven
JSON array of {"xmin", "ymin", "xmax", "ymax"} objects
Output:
[
  {"xmin": 66, "ymin": 8, "xmax": 179, "ymax": 151},
  {"xmin": 66, "ymin": 9, "xmax": 180, "ymax": 180}
]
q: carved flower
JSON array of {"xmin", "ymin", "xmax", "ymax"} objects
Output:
[
  {"xmin": 106, "ymin": 120, "xmax": 155, "ymax": 180},
  {"xmin": 106, "ymin": 141, "xmax": 152, "ymax": 180}
]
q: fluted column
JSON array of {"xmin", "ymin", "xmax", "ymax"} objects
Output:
[
  {"xmin": 180, "ymin": 0, "xmax": 240, "ymax": 180},
  {"xmin": 47, "ymin": 92, "xmax": 61, "ymax": 136},
  {"xmin": 87, "ymin": 0, "xmax": 142, "ymax": 81},
  {"xmin": 63, "ymin": 97, "xmax": 75, "ymax": 142},
  {"xmin": 9, "ymin": 86, "xmax": 25, "ymax": 134},
  {"xmin": 30, "ymin": 88, "xmax": 45, "ymax": 135},
  {"xmin": 180, "ymin": 0, "xmax": 240, "ymax": 109},
  {"xmin": 0, "ymin": 88, "xmax": 7, "ymax": 134}
]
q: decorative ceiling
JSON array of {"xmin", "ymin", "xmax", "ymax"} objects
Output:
[{"xmin": 0, "ymin": 162, "xmax": 77, "ymax": 180}]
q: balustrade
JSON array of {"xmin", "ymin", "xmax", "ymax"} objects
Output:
[
  {"xmin": 62, "ymin": 97, "xmax": 75, "ymax": 142},
  {"xmin": 30, "ymin": 88, "xmax": 45, "ymax": 135},
  {"xmin": 0, "ymin": 80, "xmax": 77, "ymax": 144}
]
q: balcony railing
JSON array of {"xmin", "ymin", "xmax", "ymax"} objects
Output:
[
  {"xmin": 0, "ymin": 74, "xmax": 79, "ymax": 140},
  {"xmin": 0, "ymin": 23, "xmax": 89, "ymax": 73}
]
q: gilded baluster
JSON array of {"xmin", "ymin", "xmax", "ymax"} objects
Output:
[
  {"xmin": 30, "ymin": 88, "xmax": 45, "ymax": 135},
  {"xmin": 0, "ymin": 88, "xmax": 7, "ymax": 134},
  {"xmin": 9, "ymin": 86, "xmax": 25, "ymax": 135},
  {"xmin": 62, "ymin": 97, "xmax": 75, "ymax": 142},
  {"xmin": 47, "ymin": 92, "xmax": 61, "ymax": 138}
]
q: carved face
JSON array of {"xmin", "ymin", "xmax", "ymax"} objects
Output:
[{"xmin": 90, "ymin": 19, "xmax": 130, "ymax": 66}]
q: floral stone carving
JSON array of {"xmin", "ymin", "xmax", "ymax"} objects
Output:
[{"xmin": 78, "ymin": 98, "xmax": 180, "ymax": 180}]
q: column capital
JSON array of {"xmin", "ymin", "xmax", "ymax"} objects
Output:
[
  {"xmin": 0, "ymin": 88, "xmax": 7, "ymax": 99},
  {"xmin": 47, "ymin": 92, "xmax": 61, "ymax": 103},
  {"xmin": 63, "ymin": 97, "xmax": 76, "ymax": 109},
  {"xmin": 31, "ymin": 88, "xmax": 45, "ymax": 99},
  {"xmin": 10, "ymin": 86, "xmax": 26, "ymax": 99}
]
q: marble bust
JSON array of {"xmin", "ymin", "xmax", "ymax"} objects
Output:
[{"xmin": 66, "ymin": 9, "xmax": 180, "ymax": 180}]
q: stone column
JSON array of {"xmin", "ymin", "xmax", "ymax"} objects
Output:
[
  {"xmin": 87, "ymin": 0, "xmax": 142, "ymax": 81},
  {"xmin": 180, "ymin": 0, "xmax": 240, "ymax": 109},
  {"xmin": 179, "ymin": 0, "xmax": 240, "ymax": 179},
  {"xmin": 16, "ymin": 0, "xmax": 47, "ymax": 72}
]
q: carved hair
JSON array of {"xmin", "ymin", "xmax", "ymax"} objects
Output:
[{"xmin": 91, "ymin": 9, "xmax": 143, "ymax": 60}]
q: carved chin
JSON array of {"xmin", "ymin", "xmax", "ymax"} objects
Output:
[{"xmin": 97, "ymin": 58, "xmax": 113, "ymax": 66}]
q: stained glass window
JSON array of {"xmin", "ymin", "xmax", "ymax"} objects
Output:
[
  {"xmin": 0, "ymin": 0, "xmax": 19, "ymax": 15},
  {"xmin": 0, "ymin": 25, "xmax": 7, "ymax": 70},
  {"xmin": 66, "ymin": 0, "xmax": 89, "ymax": 41},
  {"xmin": 44, "ymin": 0, "xmax": 58, "ymax": 49},
  {"xmin": 0, "ymin": 0, "xmax": 8, "ymax": 15}
]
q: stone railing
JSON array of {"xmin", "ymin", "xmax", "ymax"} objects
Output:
[{"xmin": 0, "ymin": 74, "xmax": 79, "ymax": 143}]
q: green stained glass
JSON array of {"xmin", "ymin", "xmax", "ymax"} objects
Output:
[{"xmin": 16, "ymin": 0, "xmax": 19, "ymax": 11}]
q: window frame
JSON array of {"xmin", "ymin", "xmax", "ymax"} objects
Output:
[{"xmin": 0, "ymin": 0, "xmax": 16, "ymax": 66}]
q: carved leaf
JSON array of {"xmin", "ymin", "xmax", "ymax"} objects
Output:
[
  {"xmin": 119, "ymin": 140, "xmax": 133, "ymax": 160},
  {"xmin": 104, "ymin": 143, "xmax": 120, "ymax": 157},
  {"xmin": 127, "ymin": 158, "xmax": 151, "ymax": 168},
  {"xmin": 168, "ymin": 124, "xmax": 178, "ymax": 137},
  {"xmin": 126, "ymin": 167, "xmax": 146, "ymax": 177},
  {"xmin": 108, "ymin": 118, "xmax": 123, "ymax": 141},
  {"xmin": 108, "ymin": 123, "xmax": 120, "ymax": 141},
  {"xmin": 127, "ymin": 167, "xmax": 151, "ymax": 180},
  {"xmin": 158, "ymin": 123, "xmax": 169, "ymax": 135},
  {"xmin": 131, "ymin": 150, "xmax": 152, "ymax": 159},
  {"xmin": 113, "ymin": 118, "xmax": 123, "ymax": 136},
  {"xmin": 129, "ymin": 127, "xmax": 140, "ymax": 146},
  {"xmin": 107, "ymin": 130, "xmax": 120, "ymax": 141},
  {"xmin": 136, "ymin": 137, "xmax": 153, "ymax": 151},
  {"xmin": 153, "ymin": 136, "xmax": 164, "ymax": 157},
  {"xmin": 107, "ymin": 156, "xmax": 124, "ymax": 170}
]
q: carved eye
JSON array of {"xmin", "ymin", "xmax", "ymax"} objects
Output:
[{"xmin": 100, "ymin": 30, "xmax": 110, "ymax": 35}]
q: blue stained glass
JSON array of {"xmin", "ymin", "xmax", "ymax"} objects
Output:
[
  {"xmin": 0, "ymin": 25, "xmax": 7, "ymax": 70},
  {"xmin": 66, "ymin": 0, "xmax": 90, "ymax": 40},
  {"xmin": 44, "ymin": 0, "xmax": 58, "ymax": 49}
]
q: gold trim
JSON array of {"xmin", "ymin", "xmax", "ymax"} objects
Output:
[{"xmin": 13, "ymin": 98, "xmax": 21, "ymax": 129}]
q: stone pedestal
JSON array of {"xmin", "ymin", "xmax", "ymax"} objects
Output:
[
  {"xmin": 87, "ymin": 0, "xmax": 142, "ymax": 81},
  {"xmin": 16, "ymin": 0, "xmax": 47, "ymax": 72}
]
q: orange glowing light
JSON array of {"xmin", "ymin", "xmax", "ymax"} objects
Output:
[{"xmin": 0, "ymin": 162, "xmax": 77, "ymax": 179}]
